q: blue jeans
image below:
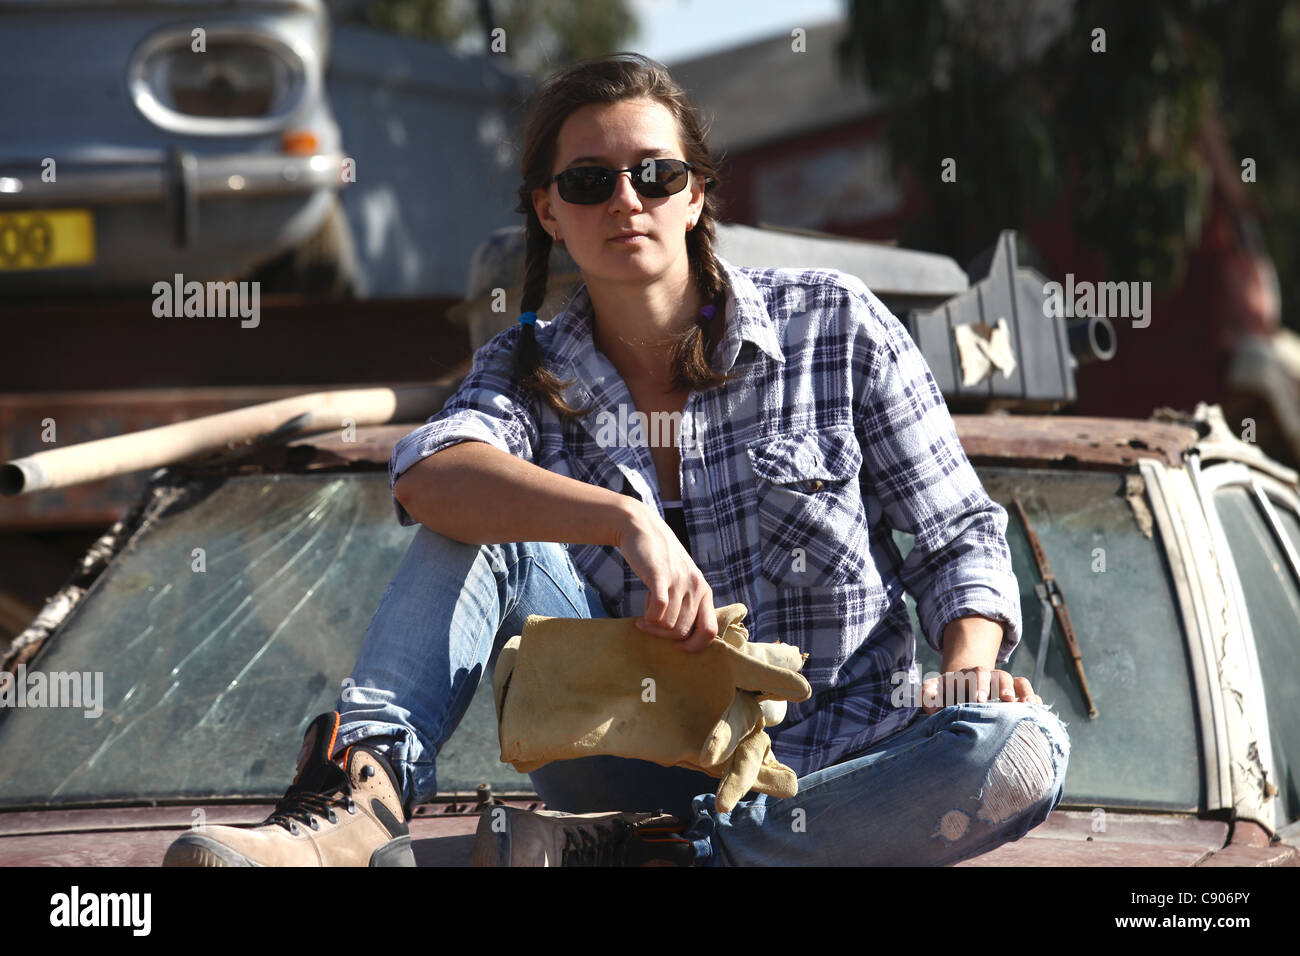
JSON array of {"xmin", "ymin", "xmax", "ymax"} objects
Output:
[{"xmin": 334, "ymin": 526, "xmax": 1071, "ymax": 866}]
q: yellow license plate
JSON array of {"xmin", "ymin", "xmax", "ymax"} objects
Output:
[{"xmin": 0, "ymin": 208, "xmax": 96, "ymax": 270}]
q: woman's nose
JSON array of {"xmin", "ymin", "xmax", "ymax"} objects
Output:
[{"xmin": 607, "ymin": 170, "xmax": 644, "ymax": 213}]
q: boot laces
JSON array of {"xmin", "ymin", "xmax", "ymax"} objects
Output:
[
  {"xmin": 266, "ymin": 780, "xmax": 356, "ymax": 834},
  {"xmin": 561, "ymin": 819, "xmax": 633, "ymax": 866}
]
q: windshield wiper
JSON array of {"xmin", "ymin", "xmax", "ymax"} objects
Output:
[{"xmin": 1013, "ymin": 498, "xmax": 1099, "ymax": 718}]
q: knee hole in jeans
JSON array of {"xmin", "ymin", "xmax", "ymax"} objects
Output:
[{"xmin": 976, "ymin": 717, "xmax": 1062, "ymax": 825}]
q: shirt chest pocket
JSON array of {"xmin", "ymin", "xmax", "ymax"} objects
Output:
[{"xmin": 746, "ymin": 427, "xmax": 871, "ymax": 588}]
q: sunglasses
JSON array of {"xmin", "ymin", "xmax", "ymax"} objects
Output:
[{"xmin": 550, "ymin": 159, "xmax": 697, "ymax": 204}]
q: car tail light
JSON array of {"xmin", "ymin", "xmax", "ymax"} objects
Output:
[{"xmin": 281, "ymin": 130, "xmax": 319, "ymax": 155}]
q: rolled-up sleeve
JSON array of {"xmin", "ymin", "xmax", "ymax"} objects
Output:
[
  {"xmin": 846, "ymin": 280, "xmax": 1022, "ymax": 662},
  {"xmin": 390, "ymin": 325, "xmax": 540, "ymax": 527}
]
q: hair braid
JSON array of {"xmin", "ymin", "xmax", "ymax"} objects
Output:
[
  {"xmin": 512, "ymin": 190, "xmax": 595, "ymax": 419},
  {"xmin": 668, "ymin": 210, "xmax": 740, "ymax": 393}
]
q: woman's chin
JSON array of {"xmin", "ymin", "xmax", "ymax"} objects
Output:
[{"xmin": 595, "ymin": 247, "xmax": 664, "ymax": 277}]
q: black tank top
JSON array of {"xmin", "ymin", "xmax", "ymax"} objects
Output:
[
  {"xmin": 615, "ymin": 475, "xmax": 693, "ymax": 557},
  {"xmin": 662, "ymin": 500, "xmax": 691, "ymax": 554}
]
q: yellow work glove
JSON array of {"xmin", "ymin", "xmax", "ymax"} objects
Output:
[{"xmin": 492, "ymin": 603, "xmax": 811, "ymax": 813}]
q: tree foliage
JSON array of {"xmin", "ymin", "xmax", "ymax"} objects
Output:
[
  {"xmin": 328, "ymin": 0, "xmax": 636, "ymax": 74},
  {"xmin": 839, "ymin": 0, "xmax": 1300, "ymax": 312}
]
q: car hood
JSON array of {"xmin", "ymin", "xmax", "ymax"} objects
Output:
[
  {"xmin": 2, "ymin": 806, "xmax": 1294, "ymax": 866},
  {"xmin": 0, "ymin": 800, "xmax": 538, "ymax": 867}
]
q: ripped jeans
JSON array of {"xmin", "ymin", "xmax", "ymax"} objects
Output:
[{"xmin": 333, "ymin": 527, "xmax": 1071, "ymax": 866}]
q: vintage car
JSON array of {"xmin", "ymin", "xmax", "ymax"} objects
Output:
[
  {"xmin": 0, "ymin": 225, "xmax": 1296, "ymax": 866},
  {"xmin": 0, "ymin": 0, "xmax": 356, "ymax": 296}
]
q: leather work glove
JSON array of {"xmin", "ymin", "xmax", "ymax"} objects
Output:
[{"xmin": 492, "ymin": 603, "xmax": 811, "ymax": 813}]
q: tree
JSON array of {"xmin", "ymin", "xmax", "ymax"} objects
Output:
[
  {"xmin": 327, "ymin": 0, "xmax": 636, "ymax": 74},
  {"xmin": 838, "ymin": 0, "xmax": 1300, "ymax": 321}
]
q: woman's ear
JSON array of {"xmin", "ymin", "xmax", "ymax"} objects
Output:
[
  {"xmin": 687, "ymin": 174, "xmax": 706, "ymax": 229},
  {"xmin": 532, "ymin": 186, "xmax": 561, "ymax": 241}
]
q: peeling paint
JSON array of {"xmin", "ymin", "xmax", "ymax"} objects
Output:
[
  {"xmin": 1124, "ymin": 473, "xmax": 1154, "ymax": 540},
  {"xmin": 1190, "ymin": 463, "xmax": 1275, "ymax": 820}
]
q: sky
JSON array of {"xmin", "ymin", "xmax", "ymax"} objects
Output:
[{"xmin": 627, "ymin": 0, "xmax": 846, "ymax": 64}]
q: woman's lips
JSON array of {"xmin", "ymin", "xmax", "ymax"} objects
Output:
[{"xmin": 609, "ymin": 233, "xmax": 648, "ymax": 243}]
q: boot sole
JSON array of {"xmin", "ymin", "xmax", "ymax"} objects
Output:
[
  {"xmin": 163, "ymin": 834, "xmax": 258, "ymax": 867},
  {"xmin": 163, "ymin": 832, "xmax": 416, "ymax": 867}
]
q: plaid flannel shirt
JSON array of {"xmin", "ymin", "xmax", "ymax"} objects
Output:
[{"xmin": 390, "ymin": 255, "xmax": 1023, "ymax": 777}]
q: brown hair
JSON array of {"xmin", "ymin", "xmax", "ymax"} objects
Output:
[{"xmin": 512, "ymin": 52, "xmax": 738, "ymax": 419}]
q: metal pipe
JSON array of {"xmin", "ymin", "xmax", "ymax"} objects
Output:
[
  {"xmin": 1067, "ymin": 314, "xmax": 1116, "ymax": 366},
  {"xmin": 1, "ymin": 385, "xmax": 449, "ymax": 497}
]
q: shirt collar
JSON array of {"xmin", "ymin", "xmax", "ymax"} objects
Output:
[{"xmin": 541, "ymin": 253, "xmax": 786, "ymax": 376}]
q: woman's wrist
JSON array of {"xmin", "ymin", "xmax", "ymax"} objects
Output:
[
  {"xmin": 605, "ymin": 492, "xmax": 653, "ymax": 549},
  {"xmin": 939, "ymin": 615, "xmax": 1005, "ymax": 674}
]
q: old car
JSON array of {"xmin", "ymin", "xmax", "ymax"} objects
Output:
[
  {"xmin": 0, "ymin": 0, "xmax": 356, "ymax": 297},
  {"xmin": 0, "ymin": 225, "xmax": 1296, "ymax": 865}
]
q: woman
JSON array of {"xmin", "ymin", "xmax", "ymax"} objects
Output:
[{"xmin": 165, "ymin": 52, "xmax": 1068, "ymax": 868}]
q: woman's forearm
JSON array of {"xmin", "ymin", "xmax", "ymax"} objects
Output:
[
  {"xmin": 939, "ymin": 615, "xmax": 1006, "ymax": 673},
  {"xmin": 393, "ymin": 439, "xmax": 640, "ymax": 547}
]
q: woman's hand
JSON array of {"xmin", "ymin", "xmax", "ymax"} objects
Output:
[
  {"xmin": 613, "ymin": 502, "xmax": 717, "ymax": 653},
  {"xmin": 926, "ymin": 617, "xmax": 1040, "ymax": 713},
  {"xmin": 921, "ymin": 667, "xmax": 1043, "ymax": 715}
]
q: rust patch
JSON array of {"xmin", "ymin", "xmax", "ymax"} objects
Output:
[{"xmin": 954, "ymin": 415, "xmax": 1200, "ymax": 469}]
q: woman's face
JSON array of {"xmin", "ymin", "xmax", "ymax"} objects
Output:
[{"xmin": 532, "ymin": 97, "xmax": 705, "ymax": 288}]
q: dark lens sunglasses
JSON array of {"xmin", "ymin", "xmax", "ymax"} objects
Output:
[{"xmin": 550, "ymin": 159, "xmax": 697, "ymax": 205}]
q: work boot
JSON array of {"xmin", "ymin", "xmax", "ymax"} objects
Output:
[
  {"xmin": 473, "ymin": 806, "xmax": 695, "ymax": 866},
  {"xmin": 163, "ymin": 712, "xmax": 415, "ymax": 867}
]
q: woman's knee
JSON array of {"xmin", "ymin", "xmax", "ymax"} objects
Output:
[
  {"xmin": 977, "ymin": 705, "xmax": 1070, "ymax": 824},
  {"xmin": 937, "ymin": 703, "xmax": 1070, "ymax": 819},
  {"xmin": 415, "ymin": 529, "xmax": 576, "ymax": 582}
]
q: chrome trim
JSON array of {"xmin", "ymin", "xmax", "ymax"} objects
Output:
[
  {"xmin": 1196, "ymin": 459, "xmax": 1286, "ymax": 831},
  {"xmin": 1139, "ymin": 458, "xmax": 1232, "ymax": 813},
  {"xmin": 0, "ymin": 154, "xmax": 345, "ymax": 207},
  {"xmin": 126, "ymin": 21, "xmax": 319, "ymax": 136},
  {"xmin": 1248, "ymin": 474, "xmax": 1300, "ymax": 589}
]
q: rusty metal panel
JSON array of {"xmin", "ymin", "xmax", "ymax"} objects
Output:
[
  {"xmin": 958, "ymin": 838, "xmax": 1218, "ymax": 866},
  {"xmin": 954, "ymin": 415, "xmax": 1201, "ymax": 469},
  {"xmin": 1197, "ymin": 819, "xmax": 1299, "ymax": 866},
  {"xmin": 1016, "ymin": 808, "xmax": 1228, "ymax": 846},
  {"xmin": 956, "ymin": 809, "xmax": 1230, "ymax": 866},
  {"xmin": 1196, "ymin": 843, "xmax": 1299, "ymax": 866}
]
